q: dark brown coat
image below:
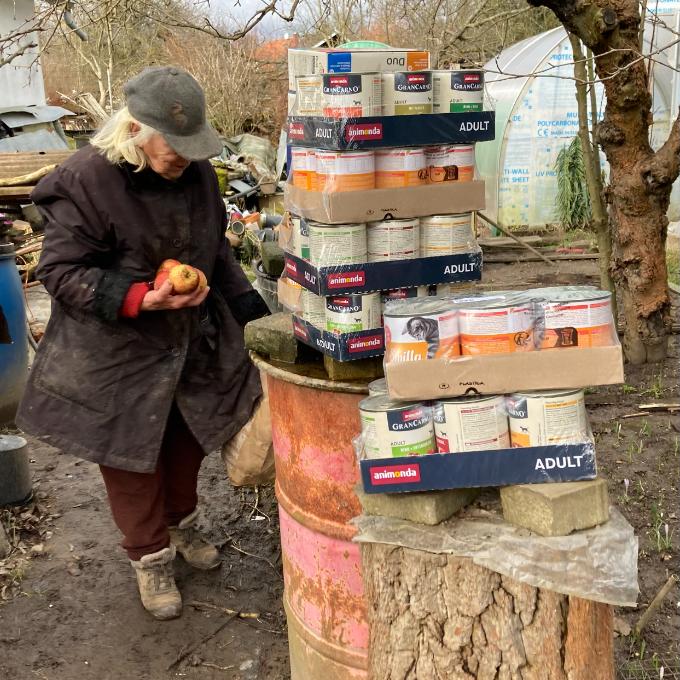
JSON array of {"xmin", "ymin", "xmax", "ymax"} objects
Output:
[{"xmin": 17, "ymin": 146, "xmax": 269, "ymax": 473}]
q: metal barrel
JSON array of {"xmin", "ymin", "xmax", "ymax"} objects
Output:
[
  {"xmin": 0, "ymin": 243, "xmax": 28, "ymax": 425},
  {"xmin": 253, "ymin": 355, "xmax": 369, "ymax": 679}
]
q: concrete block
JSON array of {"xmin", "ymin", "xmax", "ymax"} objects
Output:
[
  {"xmin": 260, "ymin": 242, "xmax": 285, "ymax": 277},
  {"xmin": 324, "ymin": 355, "xmax": 383, "ymax": 382},
  {"xmin": 245, "ymin": 312, "xmax": 299, "ymax": 363},
  {"xmin": 356, "ymin": 484, "xmax": 480, "ymax": 526},
  {"xmin": 500, "ymin": 479, "xmax": 609, "ymax": 537}
]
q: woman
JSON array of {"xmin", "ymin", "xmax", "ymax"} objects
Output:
[{"xmin": 17, "ymin": 66, "xmax": 269, "ymax": 620}]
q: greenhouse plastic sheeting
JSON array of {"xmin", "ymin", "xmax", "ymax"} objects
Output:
[{"xmin": 353, "ymin": 506, "xmax": 638, "ymax": 607}]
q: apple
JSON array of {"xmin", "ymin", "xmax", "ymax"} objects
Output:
[
  {"xmin": 157, "ymin": 258, "xmax": 181, "ymax": 275},
  {"xmin": 168, "ymin": 264, "xmax": 199, "ymax": 294},
  {"xmin": 195, "ymin": 268, "xmax": 208, "ymax": 291},
  {"xmin": 154, "ymin": 269, "xmax": 170, "ymax": 290}
]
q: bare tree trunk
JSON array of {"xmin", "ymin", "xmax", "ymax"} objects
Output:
[
  {"xmin": 567, "ymin": 33, "xmax": 617, "ymax": 322},
  {"xmin": 529, "ymin": 0, "xmax": 679, "ymax": 364},
  {"xmin": 362, "ymin": 543, "xmax": 614, "ymax": 680}
]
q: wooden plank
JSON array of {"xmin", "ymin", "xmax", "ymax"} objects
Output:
[
  {"xmin": 0, "ymin": 186, "xmax": 33, "ymax": 199},
  {"xmin": 484, "ymin": 253, "xmax": 600, "ymax": 263}
]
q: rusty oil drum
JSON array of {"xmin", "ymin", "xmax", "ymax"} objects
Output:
[{"xmin": 253, "ymin": 356, "xmax": 369, "ymax": 679}]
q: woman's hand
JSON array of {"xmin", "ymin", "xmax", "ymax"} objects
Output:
[{"xmin": 140, "ymin": 279, "xmax": 209, "ymax": 311}]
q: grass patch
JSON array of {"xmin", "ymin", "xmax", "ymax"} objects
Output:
[{"xmin": 667, "ymin": 249, "xmax": 679, "ymax": 286}]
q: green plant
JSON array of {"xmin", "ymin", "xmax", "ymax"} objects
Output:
[
  {"xmin": 554, "ymin": 136, "xmax": 592, "ymax": 230},
  {"xmin": 639, "ymin": 420, "xmax": 650, "ymax": 437},
  {"xmin": 642, "ymin": 373, "xmax": 664, "ymax": 399},
  {"xmin": 649, "ymin": 504, "xmax": 674, "ymax": 552},
  {"xmin": 628, "ymin": 440, "xmax": 643, "ymax": 463},
  {"xmin": 667, "ymin": 249, "xmax": 679, "ymax": 286},
  {"xmin": 622, "ymin": 384, "xmax": 637, "ymax": 394}
]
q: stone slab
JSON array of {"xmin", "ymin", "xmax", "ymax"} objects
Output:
[
  {"xmin": 500, "ymin": 479, "xmax": 609, "ymax": 537},
  {"xmin": 324, "ymin": 355, "xmax": 383, "ymax": 382},
  {"xmin": 245, "ymin": 312, "xmax": 299, "ymax": 363},
  {"xmin": 260, "ymin": 242, "xmax": 285, "ymax": 277},
  {"xmin": 355, "ymin": 483, "xmax": 481, "ymax": 526}
]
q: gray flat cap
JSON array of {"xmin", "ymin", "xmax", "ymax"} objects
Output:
[{"xmin": 124, "ymin": 66, "xmax": 223, "ymax": 161}]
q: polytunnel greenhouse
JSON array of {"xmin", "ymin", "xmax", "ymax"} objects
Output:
[{"xmin": 475, "ymin": 16, "xmax": 680, "ymax": 229}]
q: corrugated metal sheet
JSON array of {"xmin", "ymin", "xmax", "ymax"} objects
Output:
[
  {"xmin": 0, "ymin": 106, "xmax": 74, "ymax": 128},
  {"xmin": 0, "ymin": 126, "xmax": 69, "ymax": 153}
]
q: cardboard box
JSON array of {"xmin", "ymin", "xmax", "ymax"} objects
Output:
[
  {"xmin": 360, "ymin": 442, "xmax": 597, "ymax": 494},
  {"xmin": 385, "ymin": 345, "xmax": 625, "ymax": 400},
  {"xmin": 287, "ymin": 111, "xmax": 495, "ymax": 150},
  {"xmin": 293, "ymin": 316, "xmax": 385, "ymax": 360},
  {"xmin": 288, "ymin": 48, "xmax": 430, "ymax": 91},
  {"xmin": 284, "ymin": 250, "xmax": 482, "ymax": 296},
  {"xmin": 285, "ymin": 181, "xmax": 486, "ymax": 224}
]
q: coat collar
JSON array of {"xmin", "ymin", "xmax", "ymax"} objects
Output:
[{"xmin": 120, "ymin": 160, "xmax": 201, "ymax": 191}]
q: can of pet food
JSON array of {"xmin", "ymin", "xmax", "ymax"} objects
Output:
[
  {"xmin": 316, "ymin": 150, "xmax": 375, "ymax": 193},
  {"xmin": 383, "ymin": 298, "xmax": 460, "ymax": 362},
  {"xmin": 294, "ymin": 75, "xmax": 324, "ymax": 116},
  {"xmin": 301, "ymin": 289, "xmax": 326, "ymax": 328},
  {"xmin": 325, "ymin": 293, "xmax": 381, "ymax": 334},
  {"xmin": 368, "ymin": 378, "xmax": 388, "ymax": 397},
  {"xmin": 420, "ymin": 213, "xmax": 475, "ymax": 257},
  {"xmin": 375, "ymin": 148, "xmax": 428, "ymax": 188},
  {"xmin": 537, "ymin": 289, "xmax": 615, "ymax": 349},
  {"xmin": 433, "ymin": 395, "xmax": 510, "ymax": 452},
  {"xmin": 359, "ymin": 395, "xmax": 437, "ymax": 458},
  {"xmin": 425, "ymin": 145, "xmax": 475, "ymax": 183},
  {"xmin": 367, "ymin": 218, "xmax": 419, "ymax": 262},
  {"xmin": 321, "ymin": 72, "xmax": 382, "ymax": 118},
  {"xmin": 432, "ymin": 70, "xmax": 484, "ymax": 113},
  {"xmin": 290, "ymin": 215, "xmax": 311, "ymax": 260},
  {"xmin": 290, "ymin": 147, "xmax": 317, "ymax": 191},
  {"xmin": 506, "ymin": 389, "xmax": 588, "ymax": 447},
  {"xmin": 382, "ymin": 71, "xmax": 433, "ymax": 115},
  {"xmin": 308, "ymin": 222, "xmax": 367, "ymax": 267},
  {"xmin": 458, "ymin": 297, "xmax": 537, "ymax": 355}
]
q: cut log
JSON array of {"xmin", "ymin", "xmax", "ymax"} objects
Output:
[{"xmin": 361, "ymin": 543, "xmax": 614, "ymax": 680}]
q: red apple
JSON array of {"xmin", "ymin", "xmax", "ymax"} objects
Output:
[
  {"xmin": 154, "ymin": 269, "xmax": 170, "ymax": 291},
  {"xmin": 169, "ymin": 264, "xmax": 199, "ymax": 294},
  {"xmin": 157, "ymin": 258, "xmax": 181, "ymax": 275},
  {"xmin": 195, "ymin": 268, "xmax": 208, "ymax": 291}
]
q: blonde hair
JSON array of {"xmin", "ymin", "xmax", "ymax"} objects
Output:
[{"xmin": 90, "ymin": 106, "xmax": 158, "ymax": 170}]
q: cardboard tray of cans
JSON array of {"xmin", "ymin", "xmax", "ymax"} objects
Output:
[
  {"xmin": 284, "ymin": 181, "xmax": 486, "ymax": 225},
  {"xmin": 283, "ymin": 250, "xmax": 482, "ymax": 296},
  {"xmin": 287, "ymin": 111, "xmax": 495, "ymax": 150},
  {"xmin": 292, "ymin": 315, "xmax": 385, "ymax": 360},
  {"xmin": 359, "ymin": 441, "xmax": 597, "ymax": 493}
]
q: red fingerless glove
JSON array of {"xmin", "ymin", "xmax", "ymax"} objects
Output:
[{"xmin": 119, "ymin": 282, "xmax": 152, "ymax": 318}]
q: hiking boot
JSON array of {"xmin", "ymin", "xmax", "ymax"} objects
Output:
[
  {"xmin": 168, "ymin": 509, "xmax": 220, "ymax": 570},
  {"xmin": 130, "ymin": 545, "xmax": 182, "ymax": 620}
]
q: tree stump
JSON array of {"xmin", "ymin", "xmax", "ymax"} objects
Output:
[{"xmin": 361, "ymin": 543, "xmax": 614, "ymax": 680}]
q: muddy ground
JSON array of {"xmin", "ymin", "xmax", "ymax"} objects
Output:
[{"xmin": 1, "ymin": 258, "xmax": 678, "ymax": 679}]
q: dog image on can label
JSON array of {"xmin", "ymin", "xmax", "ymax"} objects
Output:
[
  {"xmin": 537, "ymin": 289, "xmax": 615, "ymax": 349},
  {"xmin": 359, "ymin": 396, "xmax": 437, "ymax": 458},
  {"xmin": 384, "ymin": 300, "xmax": 460, "ymax": 362},
  {"xmin": 433, "ymin": 395, "xmax": 510, "ymax": 452},
  {"xmin": 325, "ymin": 293, "xmax": 381, "ymax": 334},
  {"xmin": 322, "ymin": 72, "xmax": 382, "ymax": 118},
  {"xmin": 506, "ymin": 390, "xmax": 588, "ymax": 447},
  {"xmin": 425, "ymin": 145, "xmax": 475, "ymax": 183}
]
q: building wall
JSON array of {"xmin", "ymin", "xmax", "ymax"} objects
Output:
[{"xmin": 0, "ymin": 0, "xmax": 46, "ymax": 108}]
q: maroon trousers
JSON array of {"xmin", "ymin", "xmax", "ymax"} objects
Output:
[{"xmin": 99, "ymin": 404, "xmax": 205, "ymax": 561}]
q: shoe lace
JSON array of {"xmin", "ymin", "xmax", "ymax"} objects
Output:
[{"xmin": 152, "ymin": 562, "xmax": 175, "ymax": 592}]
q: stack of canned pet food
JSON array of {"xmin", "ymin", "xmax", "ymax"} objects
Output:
[
  {"xmin": 359, "ymin": 384, "xmax": 591, "ymax": 460},
  {"xmin": 357, "ymin": 285, "xmax": 616, "ymax": 461},
  {"xmin": 285, "ymin": 213, "xmax": 476, "ymax": 335},
  {"xmin": 383, "ymin": 287, "xmax": 617, "ymax": 362}
]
